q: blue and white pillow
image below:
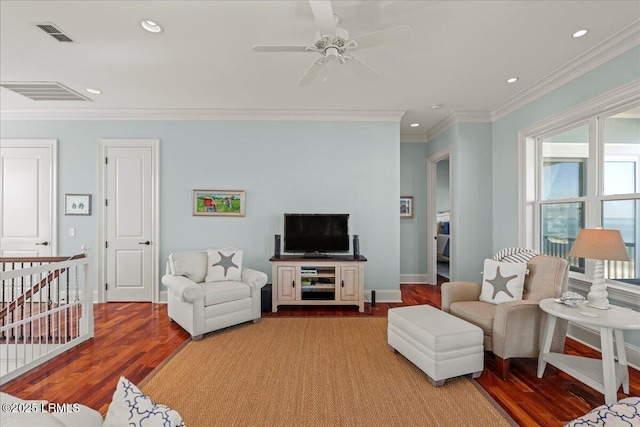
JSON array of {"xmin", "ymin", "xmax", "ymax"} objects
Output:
[
  {"xmin": 565, "ymin": 397, "xmax": 639, "ymax": 426},
  {"xmin": 104, "ymin": 376, "xmax": 184, "ymax": 427}
]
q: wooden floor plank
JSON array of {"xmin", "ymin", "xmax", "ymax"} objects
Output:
[{"xmin": 1, "ymin": 284, "xmax": 637, "ymax": 426}]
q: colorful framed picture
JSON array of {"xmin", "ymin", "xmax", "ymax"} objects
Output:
[
  {"xmin": 400, "ymin": 196, "xmax": 413, "ymax": 218},
  {"xmin": 65, "ymin": 194, "xmax": 91, "ymax": 215},
  {"xmin": 193, "ymin": 190, "xmax": 245, "ymax": 216}
]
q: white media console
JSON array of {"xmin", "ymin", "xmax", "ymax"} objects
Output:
[{"xmin": 269, "ymin": 255, "xmax": 366, "ymax": 312}]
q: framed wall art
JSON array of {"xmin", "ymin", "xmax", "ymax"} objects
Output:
[
  {"xmin": 65, "ymin": 194, "xmax": 91, "ymax": 215},
  {"xmin": 193, "ymin": 190, "xmax": 245, "ymax": 216},
  {"xmin": 400, "ymin": 196, "xmax": 413, "ymax": 218}
]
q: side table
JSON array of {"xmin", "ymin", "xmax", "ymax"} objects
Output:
[{"xmin": 537, "ymin": 298, "xmax": 640, "ymax": 404}]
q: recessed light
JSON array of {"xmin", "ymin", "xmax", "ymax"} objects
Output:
[
  {"xmin": 86, "ymin": 88, "xmax": 102, "ymax": 94},
  {"xmin": 431, "ymin": 105, "xmax": 441, "ymax": 110},
  {"xmin": 572, "ymin": 29, "xmax": 588, "ymax": 38},
  {"xmin": 410, "ymin": 123, "xmax": 420, "ymax": 128},
  {"xmin": 506, "ymin": 77, "xmax": 518, "ymax": 83},
  {"xmin": 141, "ymin": 20, "xmax": 163, "ymax": 33}
]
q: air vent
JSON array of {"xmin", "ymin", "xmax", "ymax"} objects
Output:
[
  {"xmin": 0, "ymin": 82, "xmax": 91, "ymax": 101},
  {"xmin": 34, "ymin": 22, "xmax": 74, "ymax": 42}
]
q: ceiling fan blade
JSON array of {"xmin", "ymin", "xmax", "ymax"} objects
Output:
[
  {"xmin": 309, "ymin": 0, "xmax": 336, "ymax": 37},
  {"xmin": 343, "ymin": 55, "xmax": 379, "ymax": 80},
  {"xmin": 253, "ymin": 45, "xmax": 313, "ymax": 53},
  {"xmin": 298, "ymin": 58, "xmax": 325, "ymax": 87},
  {"xmin": 349, "ymin": 25, "xmax": 412, "ymax": 50}
]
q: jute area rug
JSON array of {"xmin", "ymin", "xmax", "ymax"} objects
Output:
[{"xmin": 141, "ymin": 317, "xmax": 513, "ymax": 427}]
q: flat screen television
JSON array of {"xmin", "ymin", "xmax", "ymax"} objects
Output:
[{"xmin": 284, "ymin": 213, "xmax": 349, "ymax": 254}]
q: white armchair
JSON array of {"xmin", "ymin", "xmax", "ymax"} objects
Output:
[{"xmin": 162, "ymin": 250, "xmax": 267, "ymax": 340}]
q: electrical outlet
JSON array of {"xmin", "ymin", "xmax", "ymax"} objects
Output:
[{"xmin": 69, "ymin": 227, "xmax": 75, "ymax": 237}]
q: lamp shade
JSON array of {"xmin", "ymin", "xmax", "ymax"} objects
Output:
[{"xmin": 568, "ymin": 229, "xmax": 630, "ymax": 261}]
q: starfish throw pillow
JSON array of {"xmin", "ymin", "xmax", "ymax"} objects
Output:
[
  {"xmin": 205, "ymin": 248, "xmax": 243, "ymax": 282},
  {"xmin": 479, "ymin": 259, "xmax": 527, "ymax": 304}
]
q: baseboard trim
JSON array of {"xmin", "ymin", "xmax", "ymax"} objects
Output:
[
  {"xmin": 159, "ymin": 290, "xmax": 168, "ymax": 304},
  {"xmin": 364, "ymin": 289, "xmax": 402, "ymax": 303},
  {"xmin": 567, "ymin": 323, "xmax": 640, "ymax": 370},
  {"xmin": 400, "ymin": 274, "xmax": 432, "ymax": 285}
]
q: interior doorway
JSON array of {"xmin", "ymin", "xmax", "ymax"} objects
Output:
[{"xmin": 427, "ymin": 149, "xmax": 452, "ymax": 284}]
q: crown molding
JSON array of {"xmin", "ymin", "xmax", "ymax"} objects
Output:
[
  {"xmin": 520, "ymin": 78, "xmax": 640, "ymax": 137},
  {"xmin": 400, "ymin": 133, "xmax": 428, "ymax": 143},
  {"xmin": 424, "ymin": 110, "xmax": 493, "ymax": 142},
  {"xmin": 491, "ymin": 20, "xmax": 640, "ymax": 121},
  {"xmin": 0, "ymin": 107, "xmax": 406, "ymax": 122}
]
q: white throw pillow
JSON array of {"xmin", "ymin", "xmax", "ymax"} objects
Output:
[
  {"xmin": 479, "ymin": 259, "xmax": 527, "ymax": 304},
  {"xmin": 169, "ymin": 251, "xmax": 208, "ymax": 283},
  {"xmin": 104, "ymin": 376, "xmax": 184, "ymax": 427},
  {"xmin": 205, "ymin": 248, "xmax": 243, "ymax": 282}
]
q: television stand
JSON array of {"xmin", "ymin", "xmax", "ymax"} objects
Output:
[{"xmin": 269, "ymin": 255, "xmax": 367, "ymax": 312}]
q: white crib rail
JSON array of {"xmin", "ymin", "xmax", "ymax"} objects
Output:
[{"xmin": 0, "ymin": 251, "xmax": 93, "ymax": 385}]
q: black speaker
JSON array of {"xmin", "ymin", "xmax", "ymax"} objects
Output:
[
  {"xmin": 274, "ymin": 234, "xmax": 281, "ymax": 257},
  {"xmin": 371, "ymin": 290, "xmax": 376, "ymax": 307},
  {"xmin": 353, "ymin": 235, "xmax": 360, "ymax": 257}
]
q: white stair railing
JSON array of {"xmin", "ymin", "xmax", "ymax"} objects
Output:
[{"xmin": 0, "ymin": 249, "xmax": 94, "ymax": 384}]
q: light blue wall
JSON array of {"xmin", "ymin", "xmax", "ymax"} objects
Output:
[
  {"xmin": 492, "ymin": 46, "xmax": 640, "ymax": 251},
  {"xmin": 0, "ymin": 120, "xmax": 401, "ymax": 293},
  {"xmin": 452, "ymin": 123, "xmax": 493, "ymax": 282},
  {"xmin": 423, "ymin": 123, "xmax": 494, "ymax": 282},
  {"xmin": 399, "ymin": 143, "xmax": 429, "ymax": 276}
]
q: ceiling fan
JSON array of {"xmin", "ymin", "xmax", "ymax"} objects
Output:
[{"xmin": 253, "ymin": 0, "xmax": 412, "ymax": 87}]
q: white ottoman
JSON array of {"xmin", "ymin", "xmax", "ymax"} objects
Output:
[{"xmin": 388, "ymin": 305, "xmax": 484, "ymax": 386}]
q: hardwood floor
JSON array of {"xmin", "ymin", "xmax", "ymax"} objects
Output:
[
  {"xmin": 0, "ymin": 303, "xmax": 190, "ymax": 414},
  {"xmin": 1, "ymin": 284, "xmax": 638, "ymax": 426}
]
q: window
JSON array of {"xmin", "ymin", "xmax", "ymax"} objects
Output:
[{"xmin": 523, "ymin": 103, "xmax": 640, "ymax": 287}]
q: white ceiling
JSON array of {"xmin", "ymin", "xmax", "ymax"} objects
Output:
[{"xmin": 1, "ymin": 1, "xmax": 639, "ymax": 139}]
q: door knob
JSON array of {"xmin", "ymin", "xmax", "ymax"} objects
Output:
[
  {"xmin": 139, "ymin": 241, "xmax": 151, "ymax": 245},
  {"xmin": 36, "ymin": 241, "xmax": 49, "ymax": 246}
]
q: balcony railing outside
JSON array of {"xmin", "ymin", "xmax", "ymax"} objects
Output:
[{"xmin": 542, "ymin": 236, "xmax": 637, "ymax": 282}]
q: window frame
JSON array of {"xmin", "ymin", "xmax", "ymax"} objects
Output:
[{"xmin": 518, "ymin": 82, "xmax": 640, "ymax": 295}]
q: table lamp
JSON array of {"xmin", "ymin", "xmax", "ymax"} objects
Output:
[{"xmin": 568, "ymin": 228, "xmax": 630, "ymax": 310}]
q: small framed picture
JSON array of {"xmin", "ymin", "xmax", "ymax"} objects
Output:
[
  {"xmin": 400, "ymin": 196, "xmax": 413, "ymax": 218},
  {"xmin": 193, "ymin": 190, "xmax": 245, "ymax": 216},
  {"xmin": 65, "ymin": 194, "xmax": 91, "ymax": 215}
]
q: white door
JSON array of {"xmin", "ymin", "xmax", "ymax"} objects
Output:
[
  {"xmin": 0, "ymin": 140, "xmax": 56, "ymax": 257},
  {"xmin": 102, "ymin": 140, "xmax": 158, "ymax": 302}
]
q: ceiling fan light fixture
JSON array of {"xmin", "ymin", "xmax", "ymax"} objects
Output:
[
  {"xmin": 141, "ymin": 20, "xmax": 163, "ymax": 33},
  {"xmin": 254, "ymin": 2, "xmax": 411, "ymax": 86},
  {"xmin": 325, "ymin": 47, "xmax": 339, "ymax": 60}
]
